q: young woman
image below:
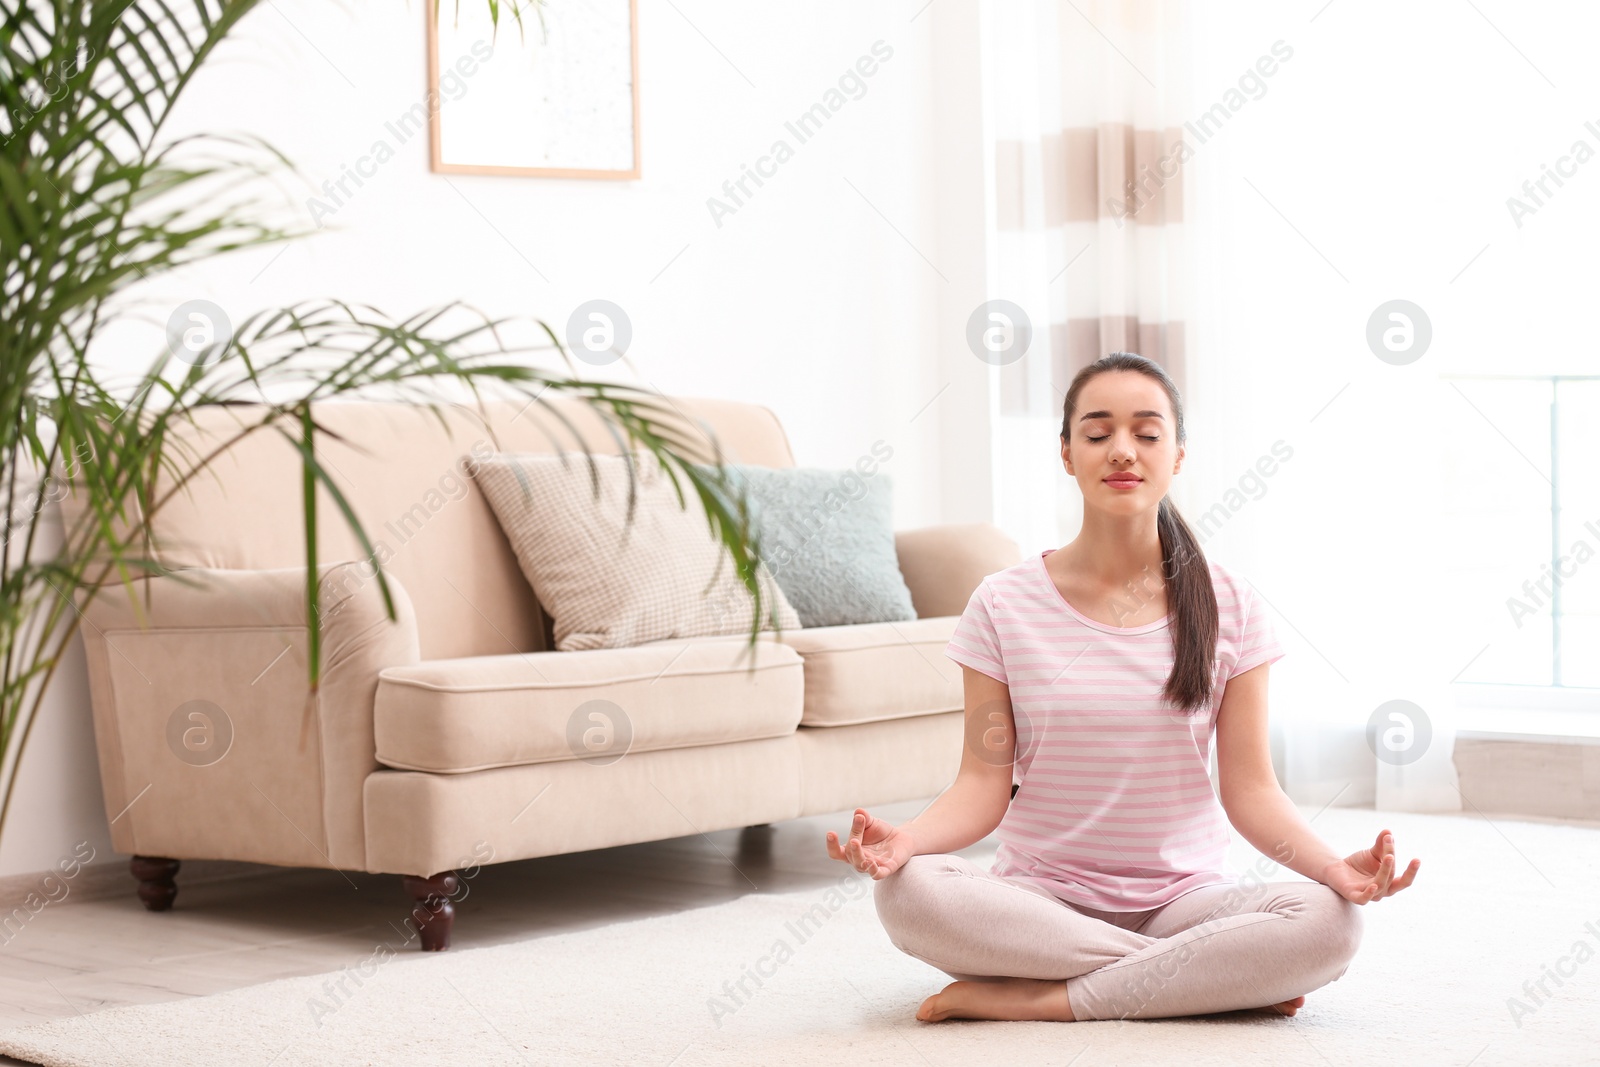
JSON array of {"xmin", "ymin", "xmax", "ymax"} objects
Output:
[{"xmin": 825, "ymin": 352, "xmax": 1420, "ymax": 1023}]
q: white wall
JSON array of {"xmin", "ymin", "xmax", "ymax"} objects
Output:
[{"xmin": 1, "ymin": 0, "xmax": 994, "ymax": 876}]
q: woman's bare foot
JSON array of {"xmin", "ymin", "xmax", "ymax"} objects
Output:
[
  {"xmin": 915, "ymin": 981, "xmax": 1308, "ymax": 1023},
  {"xmin": 916, "ymin": 978, "xmax": 1075, "ymax": 1023},
  {"xmin": 1247, "ymin": 995, "xmax": 1307, "ymax": 1017}
]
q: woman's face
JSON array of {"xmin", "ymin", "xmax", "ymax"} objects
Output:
[{"xmin": 1061, "ymin": 371, "xmax": 1183, "ymax": 515}]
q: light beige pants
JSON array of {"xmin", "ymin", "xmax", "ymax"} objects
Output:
[{"xmin": 873, "ymin": 853, "xmax": 1363, "ymax": 1020}]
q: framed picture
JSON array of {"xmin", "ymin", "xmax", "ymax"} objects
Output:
[{"xmin": 425, "ymin": 0, "xmax": 641, "ymax": 180}]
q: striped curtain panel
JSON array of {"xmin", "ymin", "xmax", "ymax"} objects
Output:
[{"xmin": 990, "ymin": 0, "xmax": 1192, "ymax": 422}]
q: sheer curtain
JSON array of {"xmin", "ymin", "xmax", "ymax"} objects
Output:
[
  {"xmin": 981, "ymin": 0, "xmax": 1461, "ymax": 814},
  {"xmin": 986, "ymin": 0, "xmax": 1192, "ymax": 559},
  {"xmin": 1180, "ymin": 5, "xmax": 1465, "ymax": 816}
]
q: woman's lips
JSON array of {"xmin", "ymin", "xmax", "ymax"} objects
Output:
[{"xmin": 1103, "ymin": 476, "xmax": 1143, "ymax": 489}]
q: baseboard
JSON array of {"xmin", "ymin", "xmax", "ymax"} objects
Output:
[
  {"xmin": 0, "ymin": 856, "xmax": 283, "ymax": 913},
  {"xmin": 1454, "ymin": 737, "xmax": 1600, "ymax": 822}
]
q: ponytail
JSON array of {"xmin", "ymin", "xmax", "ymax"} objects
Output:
[{"xmin": 1157, "ymin": 496, "xmax": 1218, "ymax": 713}]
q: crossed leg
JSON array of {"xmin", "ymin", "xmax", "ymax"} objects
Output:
[{"xmin": 873, "ymin": 853, "xmax": 1363, "ymax": 1021}]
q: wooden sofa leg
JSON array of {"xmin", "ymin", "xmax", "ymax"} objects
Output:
[
  {"xmin": 401, "ymin": 872, "xmax": 460, "ymax": 952},
  {"xmin": 130, "ymin": 856, "xmax": 181, "ymax": 912}
]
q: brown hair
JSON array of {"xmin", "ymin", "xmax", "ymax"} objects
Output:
[{"xmin": 1059, "ymin": 352, "xmax": 1218, "ymax": 713}]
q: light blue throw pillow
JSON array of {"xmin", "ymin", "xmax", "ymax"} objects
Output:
[{"xmin": 703, "ymin": 464, "xmax": 917, "ymax": 628}]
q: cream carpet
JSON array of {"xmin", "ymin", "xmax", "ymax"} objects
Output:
[{"xmin": 2, "ymin": 806, "xmax": 1596, "ymax": 1066}]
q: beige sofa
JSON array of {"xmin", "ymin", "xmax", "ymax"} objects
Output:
[{"xmin": 66, "ymin": 395, "xmax": 1019, "ymax": 948}]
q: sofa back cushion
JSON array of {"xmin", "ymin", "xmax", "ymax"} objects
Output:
[{"xmin": 69, "ymin": 396, "xmax": 795, "ymax": 659}]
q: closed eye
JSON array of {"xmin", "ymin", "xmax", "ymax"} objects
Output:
[{"xmin": 1086, "ymin": 435, "xmax": 1160, "ymax": 442}]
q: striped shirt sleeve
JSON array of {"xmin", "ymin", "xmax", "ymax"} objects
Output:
[
  {"xmin": 1230, "ymin": 580, "xmax": 1286, "ymax": 679},
  {"xmin": 945, "ymin": 580, "xmax": 1007, "ymax": 684}
]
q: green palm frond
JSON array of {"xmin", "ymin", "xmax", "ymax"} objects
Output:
[{"xmin": 1, "ymin": 0, "xmax": 765, "ymax": 850}]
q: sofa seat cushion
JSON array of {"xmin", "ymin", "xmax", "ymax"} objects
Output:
[
  {"xmin": 777, "ymin": 617, "xmax": 963, "ymax": 727},
  {"xmin": 374, "ymin": 635, "xmax": 804, "ymax": 773}
]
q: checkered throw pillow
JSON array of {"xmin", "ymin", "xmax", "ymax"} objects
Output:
[{"xmin": 474, "ymin": 451, "xmax": 800, "ymax": 651}]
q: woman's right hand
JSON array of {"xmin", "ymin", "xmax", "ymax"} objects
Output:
[{"xmin": 824, "ymin": 807, "xmax": 916, "ymax": 879}]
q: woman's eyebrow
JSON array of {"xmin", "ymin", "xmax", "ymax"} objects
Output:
[{"xmin": 1077, "ymin": 410, "xmax": 1166, "ymax": 421}]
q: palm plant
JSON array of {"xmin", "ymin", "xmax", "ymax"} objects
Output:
[{"xmin": 0, "ymin": 1, "xmax": 773, "ymax": 849}]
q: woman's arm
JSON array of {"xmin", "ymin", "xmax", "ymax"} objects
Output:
[
  {"xmin": 898, "ymin": 665, "xmax": 1019, "ymax": 856},
  {"xmin": 826, "ymin": 666, "xmax": 1016, "ymax": 877},
  {"xmin": 1215, "ymin": 662, "xmax": 1420, "ymax": 901}
]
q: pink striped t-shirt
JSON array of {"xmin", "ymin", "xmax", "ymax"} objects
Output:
[{"xmin": 945, "ymin": 548, "xmax": 1286, "ymax": 912}]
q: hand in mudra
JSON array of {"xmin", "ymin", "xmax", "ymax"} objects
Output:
[
  {"xmin": 1321, "ymin": 828, "xmax": 1420, "ymax": 904},
  {"xmin": 825, "ymin": 808, "xmax": 916, "ymax": 879}
]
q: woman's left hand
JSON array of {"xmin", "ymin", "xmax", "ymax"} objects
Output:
[{"xmin": 1320, "ymin": 828, "xmax": 1420, "ymax": 904}]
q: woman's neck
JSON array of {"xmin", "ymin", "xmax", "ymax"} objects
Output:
[{"xmin": 1056, "ymin": 511, "xmax": 1164, "ymax": 589}]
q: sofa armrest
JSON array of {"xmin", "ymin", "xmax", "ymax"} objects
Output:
[
  {"xmin": 894, "ymin": 522, "xmax": 1022, "ymax": 619},
  {"xmin": 79, "ymin": 563, "xmax": 419, "ymax": 871}
]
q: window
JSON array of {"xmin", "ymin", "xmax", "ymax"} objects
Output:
[{"xmin": 1444, "ymin": 375, "xmax": 1600, "ymax": 691}]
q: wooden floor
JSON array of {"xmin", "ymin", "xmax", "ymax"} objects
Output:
[{"xmin": 0, "ymin": 799, "xmax": 961, "ymax": 1045}]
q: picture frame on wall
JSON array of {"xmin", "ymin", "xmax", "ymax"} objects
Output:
[{"xmin": 425, "ymin": 0, "xmax": 641, "ymax": 180}]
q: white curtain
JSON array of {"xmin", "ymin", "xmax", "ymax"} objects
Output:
[
  {"xmin": 985, "ymin": 0, "xmax": 1193, "ymax": 559},
  {"xmin": 982, "ymin": 0, "xmax": 1461, "ymax": 814}
]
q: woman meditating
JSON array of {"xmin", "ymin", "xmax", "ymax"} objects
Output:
[{"xmin": 825, "ymin": 352, "xmax": 1420, "ymax": 1023}]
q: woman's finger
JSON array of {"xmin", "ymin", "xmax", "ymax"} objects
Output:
[
  {"xmin": 838, "ymin": 836, "xmax": 859, "ymax": 867},
  {"xmin": 1373, "ymin": 853, "xmax": 1395, "ymax": 898},
  {"xmin": 1388, "ymin": 858, "xmax": 1421, "ymax": 894},
  {"xmin": 830, "ymin": 826, "xmax": 865, "ymax": 870}
]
